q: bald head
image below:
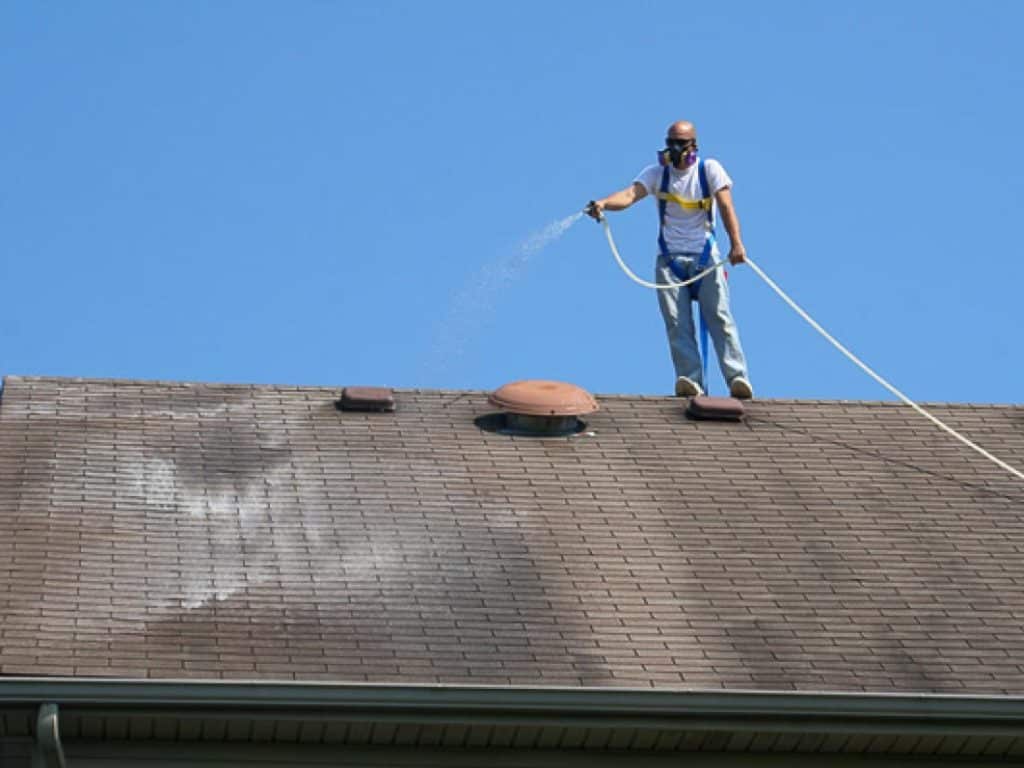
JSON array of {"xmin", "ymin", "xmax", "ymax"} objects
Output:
[{"xmin": 667, "ymin": 121, "xmax": 697, "ymax": 141}]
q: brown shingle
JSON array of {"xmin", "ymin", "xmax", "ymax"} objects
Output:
[{"xmin": 0, "ymin": 375, "xmax": 1022, "ymax": 693}]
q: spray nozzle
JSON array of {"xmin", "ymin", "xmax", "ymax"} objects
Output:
[{"xmin": 585, "ymin": 200, "xmax": 604, "ymax": 222}]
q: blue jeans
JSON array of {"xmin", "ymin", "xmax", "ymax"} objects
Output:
[{"xmin": 655, "ymin": 248, "xmax": 749, "ymax": 390}]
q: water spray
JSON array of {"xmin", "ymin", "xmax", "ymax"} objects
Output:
[{"xmin": 424, "ymin": 212, "xmax": 585, "ymax": 380}]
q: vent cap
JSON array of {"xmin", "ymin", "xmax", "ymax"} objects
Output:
[
  {"xmin": 488, "ymin": 380, "xmax": 598, "ymax": 417},
  {"xmin": 338, "ymin": 386, "xmax": 395, "ymax": 412},
  {"xmin": 686, "ymin": 395, "xmax": 745, "ymax": 421},
  {"xmin": 483, "ymin": 379, "xmax": 597, "ymax": 437}
]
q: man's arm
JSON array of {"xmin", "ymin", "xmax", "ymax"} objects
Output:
[
  {"xmin": 586, "ymin": 182, "xmax": 648, "ymax": 220},
  {"xmin": 715, "ymin": 185, "xmax": 746, "ymax": 265}
]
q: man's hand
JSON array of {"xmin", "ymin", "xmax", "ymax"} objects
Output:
[
  {"xmin": 587, "ymin": 184, "xmax": 647, "ymax": 222},
  {"xmin": 728, "ymin": 242, "xmax": 747, "ymax": 265}
]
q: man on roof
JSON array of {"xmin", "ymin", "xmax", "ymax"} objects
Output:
[{"xmin": 586, "ymin": 120, "xmax": 753, "ymax": 399}]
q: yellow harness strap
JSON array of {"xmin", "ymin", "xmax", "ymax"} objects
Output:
[{"xmin": 655, "ymin": 191, "xmax": 712, "ymax": 212}]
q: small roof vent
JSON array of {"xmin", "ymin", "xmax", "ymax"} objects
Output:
[
  {"xmin": 686, "ymin": 395, "xmax": 745, "ymax": 421},
  {"xmin": 338, "ymin": 386, "xmax": 395, "ymax": 412},
  {"xmin": 486, "ymin": 379, "xmax": 597, "ymax": 436}
]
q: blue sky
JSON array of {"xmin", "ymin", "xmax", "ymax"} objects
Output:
[{"xmin": 2, "ymin": 1, "xmax": 1022, "ymax": 403}]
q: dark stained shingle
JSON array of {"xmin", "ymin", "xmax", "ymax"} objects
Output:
[{"xmin": 0, "ymin": 375, "xmax": 1022, "ymax": 692}]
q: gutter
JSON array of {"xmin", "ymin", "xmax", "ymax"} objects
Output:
[
  {"xmin": 4, "ymin": 679, "xmax": 1024, "ymax": 762},
  {"xmin": 2, "ymin": 677, "xmax": 1023, "ymax": 728}
]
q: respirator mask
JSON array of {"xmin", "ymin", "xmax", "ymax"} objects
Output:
[{"xmin": 658, "ymin": 138, "xmax": 697, "ymax": 167}]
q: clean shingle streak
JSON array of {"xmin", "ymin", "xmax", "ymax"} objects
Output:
[{"xmin": 0, "ymin": 376, "xmax": 1022, "ymax": 692}]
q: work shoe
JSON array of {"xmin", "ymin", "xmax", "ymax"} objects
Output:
[
  {"xmin": 674, "ymin": 376, "xmax": 703, "ymax": 397},
  {"xmin": 729, "ymin": 376, "xmax": 754, "ymax": 399}
]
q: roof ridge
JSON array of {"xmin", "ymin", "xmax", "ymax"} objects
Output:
[{"xmin": 1, "ymin": 375, "xmax": 1020, "ymax": 408}]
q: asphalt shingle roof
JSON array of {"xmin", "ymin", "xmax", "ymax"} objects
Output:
[{"xmin": 1, "ymin": 375, "xmax": 1022, "ymax": 692}]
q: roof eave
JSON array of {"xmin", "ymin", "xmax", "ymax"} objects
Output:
[{"xmin": 2, "ymin": 678, "xmax": 1024, "ymax": 757}]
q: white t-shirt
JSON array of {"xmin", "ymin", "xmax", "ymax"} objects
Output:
[{"xmin": 634, "ymin": 158, "xmax": 732, "ymax": 253}]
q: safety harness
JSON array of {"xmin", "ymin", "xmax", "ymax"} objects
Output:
[{"xmin": 656, "ymin": 158, "xmax": 716, "ymax": 390}]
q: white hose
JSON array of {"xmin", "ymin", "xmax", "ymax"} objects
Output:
[
  {"xmin": 599, "ymin": 216, "xmax": 726, "ymax": 290},
  {"xmin": 598, "ymin": 216, "xmax": 1024, "ymax": 484}
]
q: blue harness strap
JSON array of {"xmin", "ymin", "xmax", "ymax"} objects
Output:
[
  {"xmin": 657, "ymin": 166, "xmax": 671, "ymax": 258},
  {"xmin": 658, "ymin": 159, "xmax": 717, "ymax": 391}
]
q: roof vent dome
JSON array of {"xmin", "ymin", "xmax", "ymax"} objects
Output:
[{"xmin": 487, "ymin": 379, "xmax": 597, "ymax": 436}]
